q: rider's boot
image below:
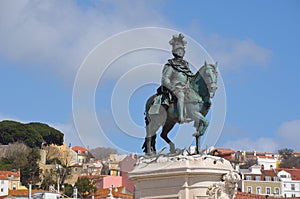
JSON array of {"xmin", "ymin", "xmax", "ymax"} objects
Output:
[{"xmin": 177, "ymin": 98, "xmax": 185, "ymax": 123}]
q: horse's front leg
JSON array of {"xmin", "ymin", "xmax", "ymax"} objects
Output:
[
  {"xmin": 160, "ymin": 119, "xmax": 177, "ymax": 153},
  {"xmin": 186, "ymin": 104, "xmax": 208, "ymax": 136},
  {"xmin": 194, "ymin": 118, "xmax": 209, "ymax": 136}
]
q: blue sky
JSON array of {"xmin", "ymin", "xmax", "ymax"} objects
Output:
[{"xmin": 0, "ymin": 0, "xmax": 299, "ymax": 153}]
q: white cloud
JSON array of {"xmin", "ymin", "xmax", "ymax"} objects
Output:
[
  {"xmin": 205, "ymin": 35, "xmax": 272, "ymax": 70},
  {"xmin": 0, "ymin": 0, "xmax": 167, "ymax": 82},
  {"xmin": 277, "ymin": 119, "xmax": 300, "ymax": 150}
]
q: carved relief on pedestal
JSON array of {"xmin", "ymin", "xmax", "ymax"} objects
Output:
[{"xmin": 206, "ymin": 171, "xmax": 240, "ymax": 199}]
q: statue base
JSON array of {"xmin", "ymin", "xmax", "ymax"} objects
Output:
[{"xmin": 129, "ymin": 154, "xmax": 240, "ymax": 199}]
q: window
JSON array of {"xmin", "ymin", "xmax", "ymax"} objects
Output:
[
  {"xmin": 256, "ymin": 187, "xmax": 261, "ymax": 194},
  {"xmin": 12, "ymin": 183, "xmax": 16, "ymax": 190},
  {"xmin": 74, "ymin": 167, "xmax": 78, "ymax": 172},
  {"xmin": 255, "ymin": 176, "xmax": 261, "ymax": 181},
  {"xmin": 274, "ymin": 187, "xmax": 280, "ymax": 195},
  {"xmin": 273, "ymin": 177, "xmax": 279, "ymax": 181},
  {"xmin": 266, "ymin": 187, "xmax": 271, "ymax": 195},
  {"xmin": 265, "ymin": 176, "xmax": 271, "ymax": 181},
  {"xmin": 247, "ymin": 186, "xmax": 252, "ymax": 194},
  {"xmin": 1, "ymin": 180, "xmax": 3, "ymax": 184},
  {"xmin": 1, "ymin": 188, "xmax": 3, "ymax": 192},
  {"xmin": 245, "ymin": 176, "xmax": 252, "ymax": 180},
  {"xmin": 291, "ymin": 184, "xmax": 295, "ymax": 191}
]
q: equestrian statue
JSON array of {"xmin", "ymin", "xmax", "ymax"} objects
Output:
[{"xmin": 142, "ymin": 33, "xmax": 218, "ymax": 155}]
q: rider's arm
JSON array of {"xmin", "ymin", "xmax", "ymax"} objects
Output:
[{"xmin": 162, "ymin": 64, "xmax": 174, "ymax": 91}]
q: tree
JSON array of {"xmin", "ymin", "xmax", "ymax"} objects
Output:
[
  {"xmin": 40, "ymin": 175, "xmax": 56, "ymax": 190},
  {"xmin": 278, "ymin": 148, "xmax": 294, "ymax": 159},
  {"xmin": 0, "ymin": 120, "xmax": 43, "ymax": 148},
  {"xmin": 4, "ymin": 142, "xmax": 30, "ymax": 170},
  {"xmin": 63, "ymin": 184, "xmax": 74, "ymax": 197},
  {"xmin": 75, "ymin": 177, "xmax": 96, "ymax": 197},
  {"xmin": 0, "ymin": 120, "xmax": 64, "ymax": 148},
  {"xmin": 90, "ymin": 147, "xmax": 117, "ymax": 160},
  {"xmin": 21, "ymin": 148, "xmax": 41, "ymax": 185},
  {"xmin": 278, "ymin": 148, "xmax": 300, "ymax": 168},
  {"xmin": 27, "ymin": 122, "xmax": 64, "ymax": 146},
  {"xmin": 0, "ymin": 158, "xmax": 14, "ymax": 170}
]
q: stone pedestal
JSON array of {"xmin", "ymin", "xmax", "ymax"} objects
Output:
[{"xmin": 129, "ymin": 154, "xmax": 240, "ymax": 199}]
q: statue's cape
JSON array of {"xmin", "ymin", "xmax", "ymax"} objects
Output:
[{"xmin": 167, "ymin": 58, "xmax": 194, "ymax": 77}]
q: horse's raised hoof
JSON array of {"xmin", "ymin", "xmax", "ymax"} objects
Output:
[
  {"xmin": 192, "ymin": 132, "xmax": 200, "ymax": 137},
  {"xmin": 169, "ymin": 142, "xmax": 176, "ymax": 153}
]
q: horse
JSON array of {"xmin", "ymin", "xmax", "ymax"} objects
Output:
[{"xmin": 142, "ymin": 62, "xmax": 218, "ymax": 155}]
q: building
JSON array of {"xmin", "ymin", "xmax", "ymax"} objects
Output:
[
  {"xmin": 0, "ymin": 178, "xmax": 9, "ymax": 197},
  {"xmin": 257, "ymin": 156, "xmax": 278, "ymax": 170},
  {"xmin": 277, "ymin": 168, "xmax": 300, "ymax": 197},
  {"xmin": 71, "ymin": 146, "xmax": 94, "ymax": 165},
  {"xmin": 0, "ymin": 171, "xmax": 22, "ymax": 191},
  {"xmin": 93, "ymin": 186, "xmax": 132, "ymax": 199},
  {"xmin": 0, "ymin": 171, "xmax": 27, "ymax": 198},
  {"xmin": 5, "ymin": 189, "xmax": 47, "ymax": 199},
  {"xmin": 240, "ymin": 165, "xmax": 281, "ymax": 197},
  {"xmin": 119, "ymin": 154, "xmax": 137, "ymax": 193}
]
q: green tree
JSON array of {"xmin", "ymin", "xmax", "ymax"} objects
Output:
[
  {"xmin": 63, "ymin": 184, "xmax": 74, "ymax": 197},
  {"xmin": 40, "ymin": 175, "xmax": 56, "ymax": 190},
  {"xmin": 75, "ymin": 177, "xmax": 96, "ymax": 197},
  {"xmin": 0, "ymin": 120, "xmax": 64, "ymax": 148},
  {"xmin": 278, "ymin": 148, "xmax": 294, "ymax": 159},
  {"xmin": 0, "ymin": 120, "xmax": 42, "ymax": 148},
  {"xmin": 278, "ymin": 148, "xmax": 300, "ymax": 168},
  {"xmin": 0, "ymin": 158, "xmax": 14, "ymax": 170},
  {"xmin": 27, "ymin": 122, "xmax": 64, "ymax": 146},
  {"xmin": 21, "ymin": 148, "xmax": 41, "ymax": 186}
]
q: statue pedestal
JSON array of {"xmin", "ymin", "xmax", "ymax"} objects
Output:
[{"xmin": 129, "ymin": 154, "xmax": 240, "ymax": 199}]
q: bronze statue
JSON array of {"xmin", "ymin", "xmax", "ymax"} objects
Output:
[{"xmin": 142, "ymin": 34, "xmax": 218, "ymax": 155}]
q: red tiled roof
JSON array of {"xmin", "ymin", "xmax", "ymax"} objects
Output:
[
  {"xmin": 213, "ymin": 148, "xmax": 236, "ymax": 161},
  {"xmin": 257, "ymin": 156, "xmax": 275, "ymax": 159},
  {"xmin": 0, "ymin": 170, "xmax": 20, "ymax": 179},
  {"xmin": 216, "ymin": 148, "xmax": 236, "ymax": 154},
  {"xmin": 244, "ymin": 169, "xmax": 278, "ymax": 180},
  {"xmin": 8, "ymin": 189, "xmax": 47, "ymax": 196},
  {"xmin": 294, "ymin": 151, "xmax": 300, "ymax": 156},
  {"xmin": 277, "ymin": 168, "xmax": 300, "ymax": 180},
  {"xmin": 93, "ymin": 186, "xmax": 133, "ymax": 199},
  {"xmin": 72, "ymin": 146, "xmax": 89, "ymax": 153}
]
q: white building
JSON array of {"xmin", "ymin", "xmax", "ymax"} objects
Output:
[
  {"xmin": 0, "ymin": 179, "xmax": 9, "ymax": 197},
  {"xmin": 257, "ymin": 156, "xmax": 277, "ymax": 170},
  {"xmin": 277, "ymin": 169, "xmax": 300, "ymax": 198}
]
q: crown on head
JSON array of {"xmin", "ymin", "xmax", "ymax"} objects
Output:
[{"xmin": 169, "ymin": 33, "xmax": 187, "ymax": 51}]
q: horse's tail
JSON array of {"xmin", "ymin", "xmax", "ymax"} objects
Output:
[
  {"xmin": 142, "ymin": 94, "xmax": 159, "ymax": 153},
  {"xmin": 144, "ymin": 94, "xmax": 158, "ymax": 126}
]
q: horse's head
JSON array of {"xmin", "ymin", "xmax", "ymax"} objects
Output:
[{"xmin": 199, "ymin": 62, "xmax": 218, "ymax": 98}]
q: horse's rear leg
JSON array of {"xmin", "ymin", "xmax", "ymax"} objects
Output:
[{"xmin": 160, "ymin": 120, "xmax": 176, "ymax": 153}]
